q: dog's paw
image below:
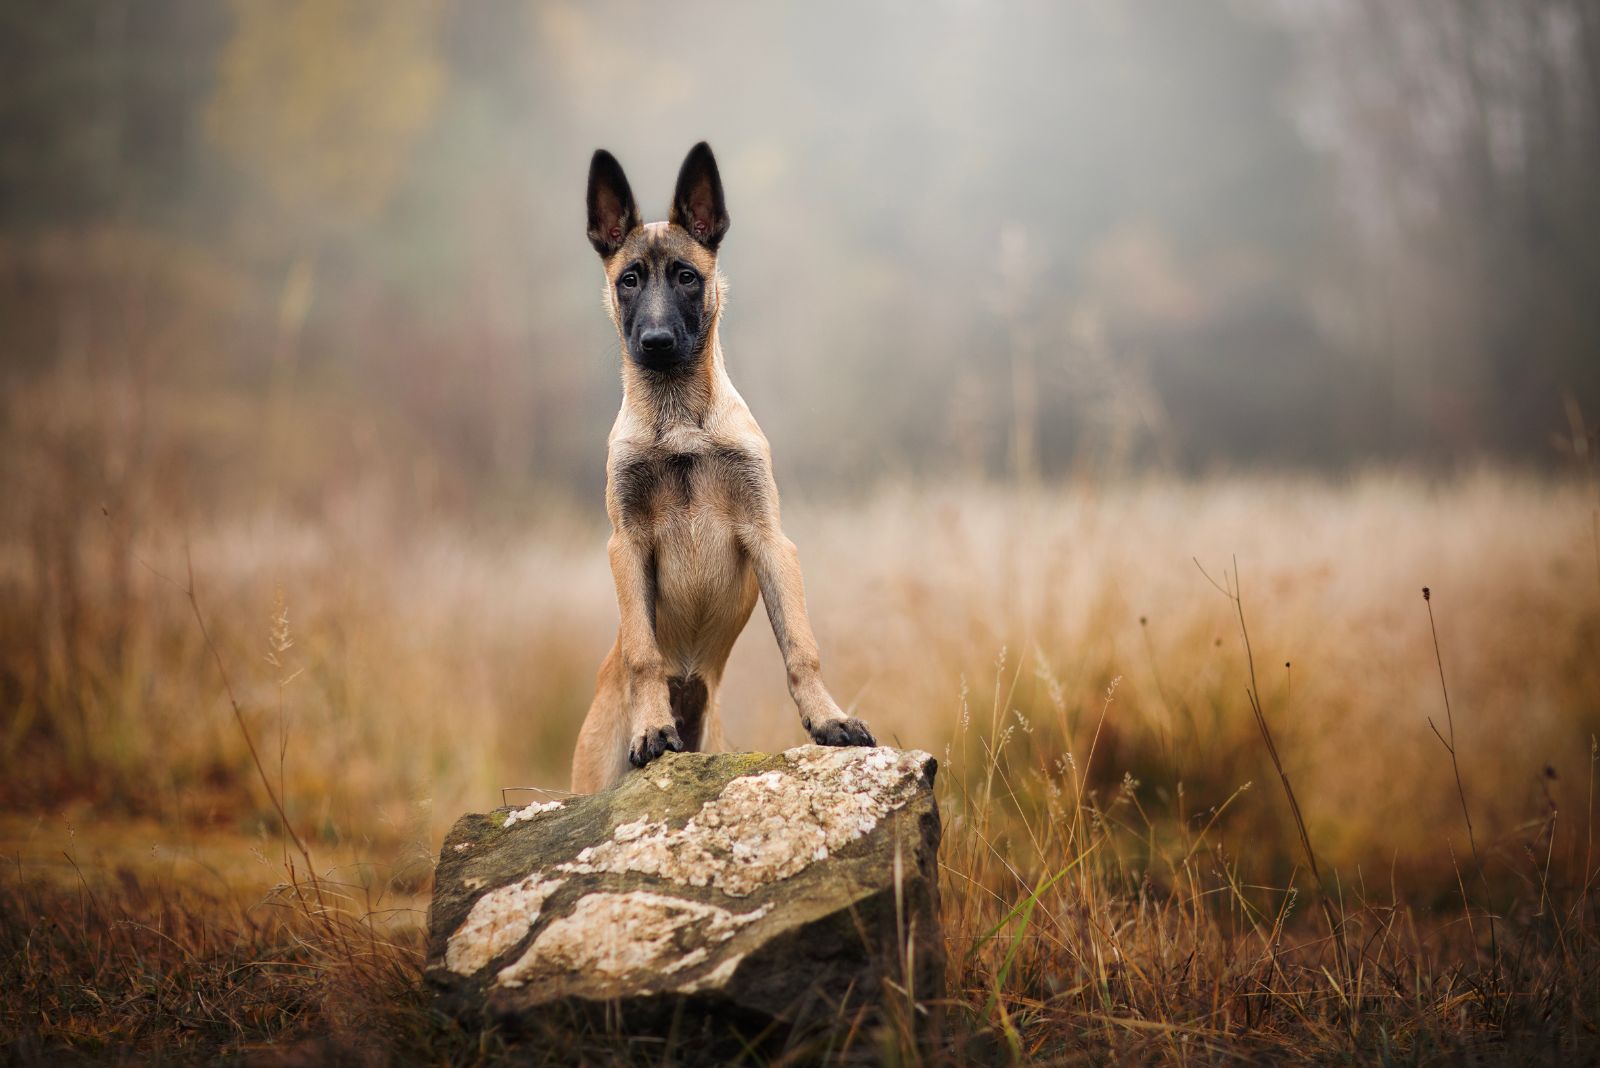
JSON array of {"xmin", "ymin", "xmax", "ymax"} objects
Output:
[
  {"xmin": 629, "ymin": 723, "xmax": 684, "ymax": 768},
  {"xmin": 807, "ymin": 716, "xmax": 877, "ymax": 748}
]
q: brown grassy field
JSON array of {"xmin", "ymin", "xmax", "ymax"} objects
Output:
[{"xmin": 4, "ymin": 468, "xmax": 1600, "ymax": 1063}]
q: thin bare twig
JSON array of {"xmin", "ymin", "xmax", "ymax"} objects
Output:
[
  {"xmin": 1422, "ymin": 586, "xmax": 1499, "ymax": 979},
  {"xmin": 181, "ymin": 545, "xmax": 357, "ymax": 965},
  {"xmin": 184, "ymin": 546, "xmax": 309, "ymax": 860},
  {"xmin": 1196, "ymin": 556, "xmax": 1349, "ymax": 980}
]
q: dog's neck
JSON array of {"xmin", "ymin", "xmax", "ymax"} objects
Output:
[{"xmin": 619, "ymin": 322, "xmax": 732, "ymax": 437}]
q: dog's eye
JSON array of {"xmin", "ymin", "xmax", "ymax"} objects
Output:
[
  {"xmin": 677, "ymin": 270, "xmax": 698, "ymax": 286},
  {"xmin": 619, "ymin": 272, "xmax": 639, "ymax": 289}
]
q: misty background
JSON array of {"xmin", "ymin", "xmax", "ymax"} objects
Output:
[
  {"xmin": 3, "ymin": 2, "xmax": 1600, "ymax": 926},
  {"xmin": 3, "ymin": 0, "xmax": 1598, "ymax": 519}
]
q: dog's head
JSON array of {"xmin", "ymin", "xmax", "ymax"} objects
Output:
[{"xmin": 586, "ymin": 142, "xmax": 730, "ymax": 375}]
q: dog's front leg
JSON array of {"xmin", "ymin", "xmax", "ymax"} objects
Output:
[
  {"xmin": 746, "ymin": 530, "xmax": 876, "ymax": 748},
  {"xmin": 608, "ymin": 531, "xmax": 681, "ymax": 767}
]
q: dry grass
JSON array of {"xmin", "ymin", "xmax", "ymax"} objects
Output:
[{"xmin": 4, "ymin": 466, "xmax": 1600, "ymax": 1062}]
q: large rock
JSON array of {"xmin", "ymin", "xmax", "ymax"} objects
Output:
[{"xmin": 425, "ymin": 746, "xmax": 942, "ymax": 1046}]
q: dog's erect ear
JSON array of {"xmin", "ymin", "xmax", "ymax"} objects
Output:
[
  {"xmin": 586, "ymin": 149, "xmax": 639, "ymax": 258},
  {"xmin": 669, "ymin": 142, "xmax": 730, "ymax": 251}
]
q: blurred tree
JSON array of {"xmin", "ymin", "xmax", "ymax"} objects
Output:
[
  {"xmin": 1269, "ymin": 0, "xmax": 1600, "ymax": 459},
  {"xmin": 205, "ymin": 0, "xmax": 446, "ymax": 237},
  {"xmin": 0, "ymin": 2, "xmax": 227, "ymax": 231}
]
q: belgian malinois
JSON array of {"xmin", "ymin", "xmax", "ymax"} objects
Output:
[{"xmin": 569, "ymin": 142, "xmax": 876, "ymax": 793}]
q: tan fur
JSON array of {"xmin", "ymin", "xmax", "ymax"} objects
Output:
[{"xmin": 570, "ymin": 222, "xmax": 866, "ymax": 792}]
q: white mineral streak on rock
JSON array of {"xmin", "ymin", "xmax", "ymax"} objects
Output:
[
  {"xmin": 557, "ymin": 746, "xmax": 929, "ymax": 896},
  {"xmin": 445, "ymin": 874, "xmax": 565, "ymax": 976},
  {"xmin": 496, "ymin": 891, "xmax": 770, "ymax": 988},
  {"xmin": 503, "ymin": 799, "xmax": 564, "ymax": 828}
]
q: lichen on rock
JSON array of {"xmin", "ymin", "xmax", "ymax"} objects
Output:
[
  {"xmin": 503, "ymin": 799, "xmax": 564, "ymax": 828},
  {"xmin": 559, "ymin": 746, "xmax": 928, "ymax": 896},
  {"xmin": 426, "ymin": 745, "xmax": 943, "ymax": 1045},
  {"xmin": 497, "ymin": 890, "xmax": 770, "ymax": 988},
  {"xmin": 445, "ymin": 873, "xmax": 565, "ymax": 976}
]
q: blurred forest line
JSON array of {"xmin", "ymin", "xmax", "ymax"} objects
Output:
[{"xmin": 2, "ymin": 0, "xmax": 1598, "ymax": 523}]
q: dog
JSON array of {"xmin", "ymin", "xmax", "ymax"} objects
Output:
[{"xmin": 569, "ymin": 142, "xmax": 876, "ymax": 793}]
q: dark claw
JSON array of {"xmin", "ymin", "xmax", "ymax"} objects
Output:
[
  {"xmin": 629, "ymin": 723, "xmax": 684, "ymax": 768},
  {"xmin": 809, "ymin": 716, "xmax": 877, "ymax": 748}
]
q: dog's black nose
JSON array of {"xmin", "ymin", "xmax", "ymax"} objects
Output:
[{"xmin": 640, "ymin": 329, "xmax": 675, "ymax": 355}]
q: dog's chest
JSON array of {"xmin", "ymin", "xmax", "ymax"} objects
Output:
[{"xmin": 611, "ymin": 443, "xmax": 763, "ymax": 530}]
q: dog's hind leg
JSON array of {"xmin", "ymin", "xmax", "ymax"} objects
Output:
[
  {"xmin": 570, "ymin": 643, "xmax": 632, "ymax": 793},
  {"xmin": 697, "ymin": 683, "xmax": 728, "ymax": 753}
]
